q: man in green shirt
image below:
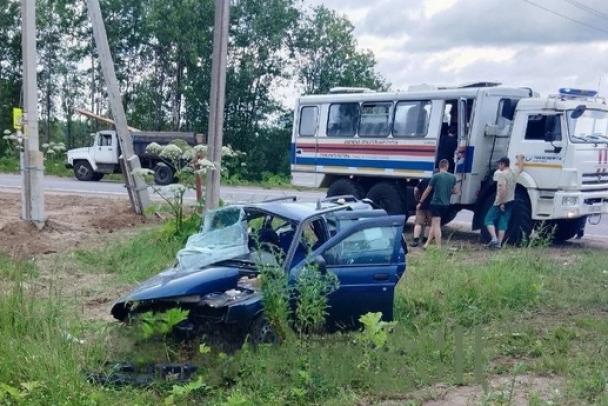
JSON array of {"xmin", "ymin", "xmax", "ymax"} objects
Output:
[{"xmin": 417, "ymin": 159, "xmax": 457, "ymax": 249}]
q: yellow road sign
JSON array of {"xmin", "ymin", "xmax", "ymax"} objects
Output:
[{"xmin": 13, "ymin": 108, "xmax": 23, "ymax": 130}]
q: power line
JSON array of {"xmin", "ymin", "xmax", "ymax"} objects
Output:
[
  {"xmin": 560, "ymin": 0, "xmax": 608, "ymax": 21},
  {"xmin": 521, "ymin": 0, "xmax": 608, "ymax": 34}
]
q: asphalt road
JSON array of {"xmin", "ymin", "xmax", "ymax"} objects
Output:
[{"xmin": 1, "ymin": 173, "xmax": 606, "ymax": 239}]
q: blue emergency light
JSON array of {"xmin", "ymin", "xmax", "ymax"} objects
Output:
[{"xmin": 559, "ymin": 88, "xmax": 597, "ymax": 97}]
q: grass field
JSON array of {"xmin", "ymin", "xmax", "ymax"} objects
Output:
[{"xmin": 0, "ymin": 224, "xmax": 607, "ymax": 405}]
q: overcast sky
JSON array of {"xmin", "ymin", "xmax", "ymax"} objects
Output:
[{"xmin": 305, "ymin": 0, "xmax": 608, "ymax": 97}]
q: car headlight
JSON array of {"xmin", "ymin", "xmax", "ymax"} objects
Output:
[{"xmin": 562, "ymin": 196, "xmax": 578, "ymax": 207}]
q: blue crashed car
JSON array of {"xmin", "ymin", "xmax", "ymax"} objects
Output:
[{"xmin": 111, "ymin": 196, "xmax": 407, "ymax": 343}]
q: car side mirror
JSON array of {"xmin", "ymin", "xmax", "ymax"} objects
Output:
[{"xmin": 314, "ymin": 255, "xmax": 327, "ymax": 274}]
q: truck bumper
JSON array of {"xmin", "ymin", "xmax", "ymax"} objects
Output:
[{"xmin": 547, "ymin": 191, "xmax": 608, "ymax": 219}]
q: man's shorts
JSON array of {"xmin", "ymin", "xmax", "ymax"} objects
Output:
[
  {"xmin": 484, "ymin": 202, "xmax": 513, "ymax": 231},
  {"xmin": 429, "ymin": 204, "xmax": 449, "ymax": 218},
  {"xmin": 414, "ymin": 209, "xmax": 432, "ymax": 226}
]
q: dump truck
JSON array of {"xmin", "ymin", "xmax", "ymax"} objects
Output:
[{"xmin": 66, "ymin": 130, "xmax": 204, "ymax": 185}]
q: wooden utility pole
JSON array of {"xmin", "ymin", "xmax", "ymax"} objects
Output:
[
  {"xmin": 21, "ymin": 0, "xmax": 45, "ymax": 228},
  {"xmin": 85, "ymin": 0, "xmax": 150, "ymax": 214},
  {"xmin": 205, "ymin": 0, "xmax": 230, "ymax": 210}
]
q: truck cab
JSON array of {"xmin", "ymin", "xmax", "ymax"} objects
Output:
[{"xmin": 66, "ymin": 131, "xmax": 120, "ymax": 181}]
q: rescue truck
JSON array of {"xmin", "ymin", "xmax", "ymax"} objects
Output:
[{"xmin": 290, "ymin": 83, "xmax": 608, "ymax": 243}]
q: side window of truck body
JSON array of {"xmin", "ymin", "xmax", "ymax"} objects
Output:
[
  {"xmin": 327, "ymin": 103, "xmax": 360, "ymax": 137},
  {"xmin": 393, "ymin": 100, "xmax": 432, "ymax": 138},
  {"xmin": 299, "ymin": 106, "xmax": 319, "ymax": 137}
]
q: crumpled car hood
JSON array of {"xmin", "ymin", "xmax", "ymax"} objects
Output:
[{"xmin": 111, "ymin": 264, "xmax": 242, "ymax": 320}]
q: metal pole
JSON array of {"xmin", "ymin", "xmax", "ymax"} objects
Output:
[
  {"xmin": 85, "ymin": 0, "xmax": 150, "ymax": 214},
  {"xmin": 205, "ymin": 0, "xmax": 230, "ymax": 210},
  {"xmin": 21, "ymin": 0, "xmax": 45, "ymax": 228}
]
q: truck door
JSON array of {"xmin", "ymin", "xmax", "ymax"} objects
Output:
[
  {"xmin": 512, "ymin": 113, "xmax": 566, "ymax": 187},
  {"xmin": 291, "ymin": 105, "xmax": 320, "ymax": 187},
  {"xmin": 93, "ymin": 132, "xmax": 117, "ymax": 164}
]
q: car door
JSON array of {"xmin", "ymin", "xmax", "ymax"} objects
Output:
[{"xmin": 293, "ymin": 215, "xmax": 406, "ymax": 330}]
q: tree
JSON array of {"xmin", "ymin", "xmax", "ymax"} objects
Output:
[{"xmin": 293, "ymin": 5, "xmax": 388, "ymax": 95}]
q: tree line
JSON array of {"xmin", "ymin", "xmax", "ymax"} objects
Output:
[{"xmin": 0, "ymin": 0, "xmax": 387, "ymax": 180}]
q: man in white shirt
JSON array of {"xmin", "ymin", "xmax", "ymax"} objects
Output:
[{"xmin": 484, "ymin": 154, "xmax": 525, "ymax": 248}]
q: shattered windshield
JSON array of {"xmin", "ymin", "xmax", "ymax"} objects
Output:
[
  {"xmin": 566, "ymin": 109, "xmax": 608, "ymax": 144},
  {"xmin": 176, "ymin": 206, "xmax": 249, "ymax": 269}
]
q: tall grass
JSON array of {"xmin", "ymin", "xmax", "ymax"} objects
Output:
[{"xmin": 0, "ymin": 260, "xmax": 156, "ymax": 405}]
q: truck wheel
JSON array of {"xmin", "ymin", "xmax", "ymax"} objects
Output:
[
  {"xmin": 441, "ymin": 206, "xmax": 460, "ymax": 226},
  {"xmin": 326, "ymin": 178, "xmax": 365, "ymax": 199},
  {"xmin": 153, "ymin": 165, "xmax": 174, "ymax": 185},
  {"xmin": 548, "ymin": 217, "xmax": 587, "ymax": 243},
  {"xmin": 74, "ymin": 161, "xmax": 94, "ymax": 181},
  {"xmin": 503, "ymin": 188, "xmax": 534, "ymax": 246},
  {"xmin": 366, "ymin": 182, "xmax": 405, "ymax": 215},
  {"xmin": 91, "ymin": 173, "xmax": 104, "ymax": 181}
]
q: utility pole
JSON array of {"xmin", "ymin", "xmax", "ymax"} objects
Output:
[
  {"xmin": 85, "ymin": 0, "xmax": 150, "ymax": 214},
  {"xmin": 21, "ymin": 0, "xmax": 45, "ymax": 228},
  {"xmin": 205, "ymin": 0, "xmax": 230, "ymax": 210}
]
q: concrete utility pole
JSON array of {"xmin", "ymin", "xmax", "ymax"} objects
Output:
[
  {"xmin": 85, "ymin": 0, "xmax": 150, "ymax": 214},
  {"xmin": 205, "ymin": 0, "xmax": 230, "ymax": 210},
  {"xmin": 21, "ymin": 0, "xmax": 45, "ymax": 228}
]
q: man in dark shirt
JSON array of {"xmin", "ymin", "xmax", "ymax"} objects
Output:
[
  {"xmin": 435, "ymin": 109, "xmax": 458, "ymax": 173},
  {"xmin": 417, "ymin": 159, "xmax": 457, "ymax": 249},
  {"xmin": 411, "ymin": 176, "xmax": 433, "ymax": 247}
]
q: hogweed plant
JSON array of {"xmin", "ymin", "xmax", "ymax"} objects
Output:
[{"xmin": 132, "ymin": 142, "xmax": 236, "ymax": 234}]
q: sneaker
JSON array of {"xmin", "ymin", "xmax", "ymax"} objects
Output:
[
  {"xmin": 486, "ymin": 241, "xmax": 501, "ymax": 249},
  {"xmin": 411, "ymin": 239, "xmax": 420, "ymax": 247}
]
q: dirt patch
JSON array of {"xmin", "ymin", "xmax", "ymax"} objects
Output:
[
  {"xmin": 0, "ymin": 189, "xmax": 157, "ymax": 320},
  {"xmin": 408, "ymin": 374, "xmax": 564, "ymax": 405}
]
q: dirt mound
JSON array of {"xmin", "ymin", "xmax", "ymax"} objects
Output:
[{"xmin": 0, "ymin": 190, "xmax": 151, "ymax": 259}]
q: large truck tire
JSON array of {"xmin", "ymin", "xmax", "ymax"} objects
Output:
[
  {"xmin": 154, "ymin": 164, "xmax": 175, "ymax": 185},
  {"xmin": 548, "ymin": 216, "xmax": 587, "ymax": 243},
  {"xmin": 74, "ymin": 161, "xmax": 94, "ymax": 181},
  {"xmin": 91, "ymin": 173, "xmax": 105, "ymax": 181},
  {"xmin": 366, "ymin": 182, "xmax": 405, "ymax": 215},
  {"xmin": 441, "ymin": 206, "xmax": 460, "ymax": 226},
  {"xmin": 326, "ymin": 178, "xmax": 365, "ymax": 199},
  {"xmin": 504, "ymin": 188, "xmax": 534, "ymax": 245},
  {"xmin": 479, "ymin": 188, "xmax": 533, "ymax": 246}
]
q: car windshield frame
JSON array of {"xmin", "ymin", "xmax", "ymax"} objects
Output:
[{"xmin": 566, "ymin": 108, "xmax": 608, "ymax": 144}]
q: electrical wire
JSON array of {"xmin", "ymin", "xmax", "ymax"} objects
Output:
[
  {"xmin": 521, "ymin": 0, "xmax": 608, "ymax": 34},
  {"xmin": 560, "ymin": 0, "xmax": 608, "ymax": 21}
]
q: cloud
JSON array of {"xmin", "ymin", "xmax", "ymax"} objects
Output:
[{"xmin": 307, "ymin": 0, "xmax": 608, "ymax": 96}]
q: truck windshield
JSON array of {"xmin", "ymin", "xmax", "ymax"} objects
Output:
[{"xmin": 566, "ymin": 109, "xmax": 608, "ymax": 143}]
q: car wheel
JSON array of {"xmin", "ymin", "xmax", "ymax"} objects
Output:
[
  {"xmin": 247, "ymin": 315, "xmax": 279, "ymax": 346},
  {"xmin": 74, "ymin": 161, "xmax": 94, "ymax": 181},
  {"xmin": 366, "ymin": 182, "xmax": 405, "ymax": 215},
  {"xmin": 153, "ymin": 164, "xmax": 174, "ymax": 185},
  {"xmin": 327, "ymin": 178, "xmax": 366, "ymax": 199}
]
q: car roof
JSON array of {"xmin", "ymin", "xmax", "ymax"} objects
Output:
[{"xmin": 242, "ymin": 196, "xmax": 380, "ymax": 223}]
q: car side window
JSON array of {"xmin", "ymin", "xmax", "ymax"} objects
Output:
[{"xmin": 324, "ymin": 225, "xmax": 398, "ymax": 266}]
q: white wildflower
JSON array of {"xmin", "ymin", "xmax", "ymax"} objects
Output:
[
  {"xmin": 146, "ymin": 142, "xmax": 163, "ymax": 155},
  {"xmin": 181, "ymin": 148, "xmax": 195, "ymax": 161},
  {"xmin": 160, "ymin": 144, "xmax": 183, "ymax": 161},
  {"xmin": 131, "ymin": 168, "xmax": 155, "ymax": 182},
  {"xmin": 193, "ymin": 145, "xmax": 208, "ymax": 155},
  {"xmin": 197, "ymin": 158, "xmax": 215, "ymax": 170}
]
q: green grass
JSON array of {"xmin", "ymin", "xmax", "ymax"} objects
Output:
[{"xmin": 1, "ymin": 226, "xmax": 608, "ymax": 405}]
